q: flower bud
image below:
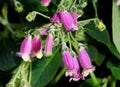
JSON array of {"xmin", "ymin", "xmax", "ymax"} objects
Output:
[
  {"xmin": 41, "ymin": 0, "xmax": 51, "ymax": 7},
  {"xmin": 31, "ymin": 35, "xmax": 42, "ymax": 59},
  {"xmin": 15, "ymin": 1, "xmax": 23, "ymax": 13},
  {"xmin": 26, "ymin": 11, "xmax": 36, "ymax": 22},
  {"xmin": 44, "ymin": 34, "xmax": 53, "ymax": 56},
  {"xmin": 50, "ymin": 12, "xmax": 60, "ymax": 23},
  {"xmin": 40, "ymin": 28, "xmax": 47, "ymax": 35}
]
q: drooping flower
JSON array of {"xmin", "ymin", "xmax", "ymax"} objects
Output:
[
  {"xmin": 16, "ymin": 35, "xmax": 32, "ymax": 62},
  {"xmin": 79, "ymin": 47, "xmax": 95, "ymax": 79},
  {"xmin": 50, "ymin": 12, "xmax": 60, "ymax": 23},
  {"xmin": 69, "ymin": 57, "xmax": 81, "ymax": 82},
  {"xmin": 59, "ymin": 11, "xmax": 78, "ymax": 32},
  {"xmin": 41, "ymin": 0, "xmax": 51, "ymax": 6},
  {"xmin": 116, "ymin": 0, "xmax": 120, "ymax": 6},
  {"xmin": 44, "ymin": 33, "xmax": 53, "ymax": 56},
  {"xmin": 62, "ymin": 51, "xmax": 74, "ymax": 77},
  {"xmin": 31, "ymin": 35, "xmax": 42, "ymax": 59},
  {"xmin": 63, "ymin": 51, "xmax": 81, "ymax": 81}
]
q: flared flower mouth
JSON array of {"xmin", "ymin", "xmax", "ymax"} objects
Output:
[{"xmin": 82, "ymin": 66, "xmax": 95, "ymax": 79}]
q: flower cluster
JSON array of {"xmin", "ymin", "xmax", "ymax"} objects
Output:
[
  {"xmin": 17, "ymin": 8, "xmax": 95, "ymax": 82},
  {"xmin": 62, "ymin": 46, "xmax": 95, "ymax": 82},
  {"xmin": 16, "ymin": 33, "xmax": 53, "ymax": 62},
  {"xmin": 50, "ymin": 11, "xmax": 78, "ymax": 32}
]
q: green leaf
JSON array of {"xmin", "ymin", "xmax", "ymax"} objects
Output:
[
  {"xmin": 87, "ymin": 45, "xmax": 98, "ymax": 62},
  {"xmin": 111, "ymin": 67, "xmax": 120, "ymax": 80},
  {"xmin": 31, "ymin": 48, "xmax": 60, "ymax": 87},
  {"xmin": 95, "ymin": 52, "xmax": 105, "ymax": 66},
  {"xmin": 112, "ymin": 1, "xmax": 120, "ymax": 54},
  {"xmin": 79, "ymin": 78, "xmax": 102, "ymax": 87},
  {"xmin": 107, "ymin": 58, "xmax": 120, "ymax": 80},
  {"xmin": 87, "ymin": 45, "xmax": 106, "ymax": 66},
  {"xmin": 0, "ymin": 38, "xmax": 20, "ymax": 71},
  {"xmin": 106, "ymin": 58, "xmax": 120, "ymax": 69},
  {"xmin": 84, "ymin": 22, "xmax": 110, "ymax": 46},
  {"xmin": 108, "ymin": 43, "xmax": 120, "ymax": 59},
  {"xmin": 84, "ymin": 22, "xmax": 120, "ymax": 59}
]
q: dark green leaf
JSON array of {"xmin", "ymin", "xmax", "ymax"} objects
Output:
[
  {"xmin": 87, "ymin": 45, "xmax": 106, "ymax": 66},
  {"xmin": 87, "ymin": 45, "xmax": 98, "ymax": 62},
  {"xmin": 94, "ymin": 52, "xmax": 105, "ymax": 66},
  {"xmin": 84, "ymin": 22, "xmax": 110, "ymax": 46},
  {"xmin": 0, "ymin": 38, "xmax": 20, "ymax": 71},
  {"xmin": 108, "ymin": 43, "xmax": 120, "ymax": 59},
  {"xmin": 31, "ymin": 48, "xmax": 60, "ymax": 87},
  {"xmin": 106, "ymin": 58, "xmax": 120, "ymax": 69},
  {"xmin": 84, "ymin": 22, "xmax": 120, "ymax": 59},
  {"xmin": 112, "ymin": 1, "xmax": 120, "ymax": 55},
  {"xmin": 111, "ymin": 67, "xmax": 120, "ymax": 80}
]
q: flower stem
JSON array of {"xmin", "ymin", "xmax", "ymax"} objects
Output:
[
  {"xmin": 60, "ymin": 0, "xmax": 64, "ymax": 5},
  {"xmin": 110, "ymin": 80, "xmax": 116, "ymax": 87},
  {"xmin": 29, "ymin": 63, "xmax": 32, "ymax": 84},
  {"xmin": 90, "ymin": 72, "xmax": 98, "ymax": 86},
  {"xmin": 52, "ymin": 67, "xmax": 66, "ymax": 84},
  {"xmin": 73, "ymin": 0, "xmax": 77, "ymax": 5},
  {"xmin": 67, "ymin": 33, "xmax": 72, "ymax": 51},
  {"xmin": 35, "ymin": 11, "xmax": 50, "ymax": 19},
  {"xmin": 12, "ymin": 61, "xmax": 25, "ymax": 82},
  {"xmin": 70, "ymin": 32, "xmax": 78, "ymax": 44},
  {"xmin": 91, "ymin": 1, "xmax": 98, "ymax": 18},
  {"xmin": 110, "ymin": 77, "xmax": 116, "ymax": 87}
]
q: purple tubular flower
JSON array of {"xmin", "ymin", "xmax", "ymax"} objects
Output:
[
  {"xmin": 50, "ymin": 12, "xmax": 60, "ymax": 23},
  {"xmin": 41, "ymin": 0, "xmax": 51, "ymax": 6},
  {"xmin": 59, "ymin": 11, "xmax": 78, "ymax": 32},
  {"xmin": 79, "ymin": 47, "xmax": 95, "ymax": 79},
  {"xmin": 44, "ymin": 33, "xmax": 53, "ymax": 56},
  {"xmin": 62, "ymin": 51, "xmax": 74, "ymax": 77},
  {"xmin": 32, "ymin": 36, "xmax": 41, "ymax": 52},
  {"xmin": 69, "ymin": 57, "xmax": 81, "ymax": 82},
  {"xmin": 79, "ymin": 47, "xmax": 92, "ymax": 69},
  {"xmin": 31, "ymin": 35, "xmax": 42, "ymax": 59},
  {"xmin": 116, "ymin": 0, "xmax": 120, "ymax": 6},
  {"xmin": 63, "ymin": 51, "xmax": 81, "ymax": 81},
  {"xmin": 16, "ymin": 35, "xmax": 32, "ymax": 62}
]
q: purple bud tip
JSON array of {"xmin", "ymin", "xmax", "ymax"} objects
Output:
[{"xmin": 41, "ymin": 0, "xmax": 51, "ymax": 6}]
